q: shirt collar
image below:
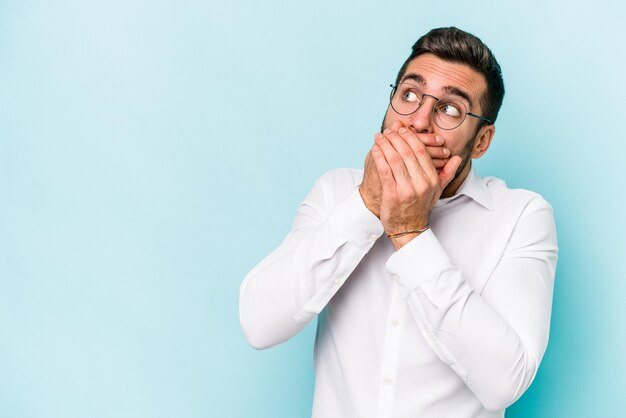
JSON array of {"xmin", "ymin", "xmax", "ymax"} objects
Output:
[{"xmin": 436, "ymin": 166, "xmax": 493, "ymax": 211}]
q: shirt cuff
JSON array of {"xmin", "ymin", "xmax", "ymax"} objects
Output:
[
  {"xmin": 385, "ymin": 229, "xmax": 452, "ymax": 294},
  {"xmin": 327, "ymin": 187, "xmax": 384, "ymax": 250}
]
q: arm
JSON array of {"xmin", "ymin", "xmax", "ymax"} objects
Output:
[
  {"xmin": 239, "ymin": 170, "xmax": 384, "ymax": 349},
  {"xmin": 240, "ymin": 124, "xmax": 449, "ymax": 350},
  {"xmin": 371, "ymin": 126, "xmax": 557, "ymax": 410},
  {"xmin": 386, "ymin": 198, "xmax": 557, "ymax": 410}
]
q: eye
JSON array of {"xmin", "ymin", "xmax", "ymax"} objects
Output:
[
  {"xmin": 402, "ymin": 89, "xmax": 419, "ymax": 103},
  {"xmin": 439, "ymin": 102, "xmax": 462, "ymax": 117}
]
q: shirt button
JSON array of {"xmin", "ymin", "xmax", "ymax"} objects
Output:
[
  {"xmin": 391, "ymin": 318, "xmax": 400, "ymax": 327},
  {"xmin": 334, "ymin": 278, "xmax": 341, "ymax": 285},
  {"xmin": 391, "ymin": 274, "xmax": 399, "ymax": 283},
  {"xmin": 369, "ymin": 233, "xmax": 378, "ymax": 242},
  {"xmin": 383, "ymin": 377, "xmax": 392, "ymax": 385}
]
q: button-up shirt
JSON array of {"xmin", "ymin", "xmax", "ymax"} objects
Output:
[{"xmin": 240, "ymin": 167, "xmax": 558, "ymax": 418}]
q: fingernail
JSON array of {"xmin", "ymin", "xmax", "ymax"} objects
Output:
[
  {"xmin": 443, "ymin": 148, "xmax": 450, "ymax": 156},
  {"xmin": 398, "ymin": 127, "xmax": 407, "ymax": 133},
  {"xmin": 383, "ymin": 128, "xmax": 392, "ymax": 134},
  {"xmin": 436, "ymin": 135, "xmax": 444, "ymax": 145},
  {"xmin": 375, "ymin": 133, "xmax": 383, "ymax": 139}
]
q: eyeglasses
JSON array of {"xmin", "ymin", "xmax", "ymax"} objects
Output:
[{"xmin": 389, "ymin": 83, "xmax": 492, "ymax": 130}]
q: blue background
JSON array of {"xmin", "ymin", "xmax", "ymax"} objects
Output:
[{"xmin": 1, "ymin": 1, "xmax": 625, "ymax": 417}]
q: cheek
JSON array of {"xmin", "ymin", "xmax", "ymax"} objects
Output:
[
  {"xmin": 382, "ymin": 107, "xmax": 395, "ymax": 128},
  {"xmin": 441, "ymin": 136, "xmax": 462, "ymax": 155},
  {"xmin": 442, "ymin": 129, "xmax": 475, "ymax": 156}
]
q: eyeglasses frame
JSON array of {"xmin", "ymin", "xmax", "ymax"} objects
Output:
[{"xmin": 389, "ymin": 83, "xmax": 492, "ymax": 130}]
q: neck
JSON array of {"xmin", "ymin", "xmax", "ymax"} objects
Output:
[{"xmin": 441, "ymin": 160, "xmax": 472, "ymax": 199}]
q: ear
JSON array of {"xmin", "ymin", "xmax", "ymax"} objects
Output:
[{"xmin": 471, "ymin": 124, "xmax": 495, "ymax": 159}]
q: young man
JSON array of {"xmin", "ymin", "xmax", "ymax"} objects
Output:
[{"xmin": 240, "ymin": 27, "xmax": 558, "ymax": 418}]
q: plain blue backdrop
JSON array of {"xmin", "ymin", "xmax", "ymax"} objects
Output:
[{"xmin": 1, "ymin": 1, "xmax": 625, "ymax": 417}]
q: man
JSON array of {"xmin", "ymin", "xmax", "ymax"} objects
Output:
[{"xmin": 240, "ymin": 27, "xmax": 558, "ymax": 418}]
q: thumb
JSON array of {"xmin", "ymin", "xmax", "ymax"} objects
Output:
[
  {"xmin": 390, "ymin": 120, "xmax": 404, "ymax": 131},
  {"xmin": 439, "ymin": 155, "xmax": 463, "ymax": 189}
]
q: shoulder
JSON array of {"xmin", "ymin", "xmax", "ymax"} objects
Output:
[
  {"xmin": 316, "ymin": 167, "xmax": 364, "ymax": 188},
  {"xmin": 482, "ymin": 175, "xmax": 554, "ymax": 215},
  {"xmin": 300, "ymin": 168, "xmax": 364, "ymax": 210},
  {"xmin": 480, "ymin": 176, "xmax": 558, "ymax": 257},
  {"xmin": 314, "ymin": 168, "xmax": 364, "ymax": 198}
]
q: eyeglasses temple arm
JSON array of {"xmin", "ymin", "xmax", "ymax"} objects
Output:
[{"xmin": 467, "ymin": 112, "xmax": 492, "ymax": 124}]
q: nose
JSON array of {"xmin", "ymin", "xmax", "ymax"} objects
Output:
[{"xmin": 409, "ymin": 95, "xmax": 437, "ymax": 133}]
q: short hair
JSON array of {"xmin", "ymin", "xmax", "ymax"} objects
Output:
[{"xmin": 395, "ymin": 27, "xmax": 505, "ymax": 124}]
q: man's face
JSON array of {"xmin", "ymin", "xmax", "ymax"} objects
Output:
[{"xmin": 382, "ymin": 53, "xmax": 490, "ymax": 181}]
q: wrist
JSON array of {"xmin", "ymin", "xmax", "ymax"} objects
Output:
[
  {"xmin": 390, "ymin": 234, "xmax": 416, "ymax": 250},
  {"xmin": 386, "ymin": 225, "xmax": 429, "ymax": 250}
]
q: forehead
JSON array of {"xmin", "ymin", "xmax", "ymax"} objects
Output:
[{"xmin": 402, "ymin": 53, "xmax": 487, "ymax": 104}]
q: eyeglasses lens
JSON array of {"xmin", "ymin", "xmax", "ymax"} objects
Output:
[{"xmin": 390, "ymin": 83, "xmax": 468, "ymax": 130}]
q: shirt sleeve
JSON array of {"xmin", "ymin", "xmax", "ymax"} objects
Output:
[
  {"xmin": 385, "ymin": 196, "xmax": 558, "ymax": 411},
  {"xmin": 240, "ymin": 170, "xmax": 385, "ymax": 349}
]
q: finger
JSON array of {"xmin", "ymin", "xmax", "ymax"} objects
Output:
[
  {"xmin": 375, "ymin": 131, "xmax": 412, "ymax": 185},
  {"xmin": 426, "ymin": 145, "xmax": 450, "ymax": 160},
  {"xmin": 414, "ymin": 133, "xmax": 445, "ymax": 147},
  {"xmin": 397, "ymin": 127, "xmax": 439, "ymax": 183},
  {"xmin": 399, "ymin": 131, "xmax": 448, "ymax": 166},
  {"xmin": 398, "ymin": 131, "xmax": 450, "ymax": 158},
  {"xmin": 432, "ymin": 158, "xmax": 449, "ymax": 169},
  {"xmin": 370, "ymin": 144, "xmax": 395, "ymax": 191},
  {"xmin": 383, "ymin": 129, "xmax": 427, "ymax": 183},
  {"xmin": 439, "ymin": 155, "xmax": 463, "ymax": 189},
  {"xmin": 394, "ymin": 130, "xmax": 447, "ymax": 159}
]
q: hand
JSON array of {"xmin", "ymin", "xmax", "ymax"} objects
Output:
[
  {"xmin": 359, "ymin": 121, "xmax": 451, "ymax": 218},
  {"xmin": 370, "ymin": 126, "xmax": 462, "ymax": 249}
]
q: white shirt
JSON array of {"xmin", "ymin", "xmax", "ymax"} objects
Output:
[{"xmin": 240, "ymin": 167, "xmax": 558, "ymax": 418}]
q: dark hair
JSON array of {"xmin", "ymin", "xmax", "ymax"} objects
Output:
[{"xmin": 395, "ymin": 27, "xmax": 505, "ymax": 124}]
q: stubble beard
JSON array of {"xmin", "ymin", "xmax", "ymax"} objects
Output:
[
  {"xmin": 380, "ymin": 115, "xmax": 477, "ymax": 182},
  {"xmin": 441, "ymin": 135, "xmax": 475, "ymax": 197},
  {"xmin": 380, "ymin": 114, "xmax": 481, "ymax": 198}
]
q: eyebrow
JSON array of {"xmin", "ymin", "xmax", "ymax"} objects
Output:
[
  {"xmin": 401, "ymin": 73, "xmax": 474, "ymax": 107},
  {"xmin": 442, "ymin": 86, "xmax": 473, "ymax": 107},
  {"xmin": 401, "ymin": 73, "xmax": 426, "ymax": 85}
]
